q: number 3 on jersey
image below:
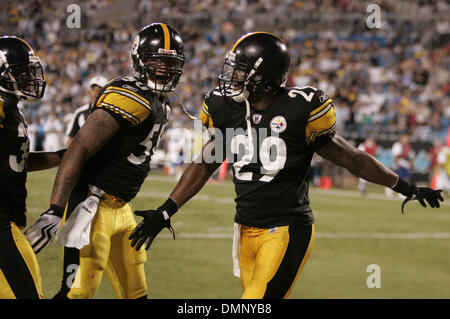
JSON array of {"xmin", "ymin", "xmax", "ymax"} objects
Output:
[
  {"xmin": 9, "ymin": 122, "xmax": 29, "ymax": 173},
  {"xmin": 127, "ymin": 124, "xmax": 165, "ymax": 165}
]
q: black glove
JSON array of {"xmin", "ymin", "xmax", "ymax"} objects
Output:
[
  {"xmin": 129, "ymin": 198, "xmax": 178, "ymax": 251},
  {"xmin": 392, "ymin": 177, "xmax": 444, "ymax": 214}
]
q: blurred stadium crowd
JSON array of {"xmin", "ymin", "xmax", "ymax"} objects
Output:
[{"xmin": 1, "ymin": 0, "xmax": 449, "ymax": 191}]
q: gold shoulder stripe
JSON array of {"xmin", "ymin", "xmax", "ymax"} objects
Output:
[
  {"xmin": 200, "ymin": 102, "xmax": 214, "ymax": 128},
  {"xmin": 160, "ymin": 23, "xmax": 171, "ymax": 50},
  {"xmin": 308, "ymin": 102, "xmax": 333, "ymax": 123},
  {"xmin": 105, "ymin": 86, "xmax": 151, "ymax": 110},
  {"xmin": 309, "ymin": 98, "xmax": 332, "ymax": 117},
  {"xmin": 100, "ymin": 102, "xmax": 140, "ymax": 126},
  {"xmin": 307, "ymin": 124, "xmax": 336, "ymax": 144},
  {"xmin": 202, "ymin": 101, "xmax": 211, "ymax": 116},
  {"xmin": 306, "ymin": 102, "xmax": 336, "ymax": 144},
  {"xmin": 97, "ymin": 92, "xmax": 151, "ymax": 124}
]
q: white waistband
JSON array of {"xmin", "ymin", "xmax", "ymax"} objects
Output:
[{"xmin": 232, "ymin": 223, "xmax": 241, "ymax": 278}]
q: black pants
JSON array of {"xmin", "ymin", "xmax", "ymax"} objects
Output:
[{"xmin": 0, "ymin": 220, "xmax": 42, "ymax": 299}]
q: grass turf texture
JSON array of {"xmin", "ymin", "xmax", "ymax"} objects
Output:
[{"xmin": 26, "ymin": 169, "xmax": 450, "ymax": 299}]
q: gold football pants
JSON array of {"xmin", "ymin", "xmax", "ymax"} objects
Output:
[
  {"xmin": 239, "ymin": 223, "xmax": 315, "ymax": 299},
  {"xmin": 0, "ymin": 221, "xmax": 43, "ymax": 299},
  {"xmin": 67, "ymin": 198, "xmax": 147, "ymax": 299}
]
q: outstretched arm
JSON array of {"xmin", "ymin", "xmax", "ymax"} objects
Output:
[
  {"xmin": 130, "ymin": 140, "xmax": 222, "ymax": 250},
  {"xmin": 170, "ymin": 158, "xmax": 221, "ymax": 208},
  {"xmin": 27, "ymin": 150, "xmax": 65, "ymax": 172},
  {"xmin": 315, "ymin": 135, "xmax": 398, "ymax": 187},
  {"xmin": 316, "ymin": 135, "xmax": 443, "ymax": 212}
]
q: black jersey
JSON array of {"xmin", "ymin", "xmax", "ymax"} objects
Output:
[
  {"xmin": 83, "ymin": 76, "xmax": 170, "ymax": 202},
  {"xmin": 0, "ymin": 92, "xmax": 29, "ymax": 226},
  {"xmin": 201, "ymin": 86, "xmax": 336, "ymax": 228},
  {"xmin": 66, "ymin": 103, "xmax": 90, "ymax": 138}
]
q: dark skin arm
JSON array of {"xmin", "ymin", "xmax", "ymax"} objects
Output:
[
  {"xmin": 170, "ymin": 140, "xmax": 222, "ymax": 207},
  {"xmin": 50, "ymin": 109, "xmax": 120, "ymax": 207},
  {"xmin": 315, "ymin": 135, "xmax": 398, "ymax": 187},
  {"xmin": 129, "ymin": 140, "xmax": 222, "ymax": 251},
  {"xmin": 27, "ymin": 152, "xmax": 62, "ymax": 172}
]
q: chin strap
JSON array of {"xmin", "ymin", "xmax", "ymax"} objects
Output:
[
  {"xmin": 244, "ymin": 96, "xmax": 254, "ymax": 162},
  {"xmin": 173, "ymin": 90, "xmax": 198, "ymax": 120},
  {"xmin": 231, "ymin": 87, "xmax": 250, "ymax": 103}
]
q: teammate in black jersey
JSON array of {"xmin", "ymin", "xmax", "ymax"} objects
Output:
[
  {"xmin": 53, "ymin": 74, "xmax": 123, "ymax": 299},
  {"xmin": 129, "ymin": 32, "xmax": 444, "ymax": 299},
  {"xmin": 25, "ymin": 23, "xmax": 185, "ymax": 299},
  {"xmin": 0, "ymin": 36, "xmax": 65, "ymax": 299}
]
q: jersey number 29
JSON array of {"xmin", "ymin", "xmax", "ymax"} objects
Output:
[{"xmin": 231, "ymin": 134, "xmax": 287, "ymax": 182}]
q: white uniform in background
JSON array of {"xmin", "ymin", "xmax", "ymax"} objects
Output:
[
  {"xmin": 165, "ymin": 127, "xmax": 193, "ymax": 178},
  {"xmin": 27, "ymin": 121, "xmax": 38, "ymax": 152},
  {"xmin": 43, "ymin": 116, "xmax": 63, "ymax": 151},
  {"xmin": 436, "ymin": 146, "xmax": 450, "ymax": 193},
  {"xmin": 166, "ymin": 127, "xmax": 193, "ymax": 163}
]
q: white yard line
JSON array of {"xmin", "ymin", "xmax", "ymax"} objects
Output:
[
  {"xmin": 159, "ymin": 232, "xmax": 450, "ymax": 239},
  {"xmin": 146, "ymin": 174, "xmax": 450, "ymax": 206},
  {"xmin": 27, "ymin": 175, "xmax": 449, "ymax": 210}
]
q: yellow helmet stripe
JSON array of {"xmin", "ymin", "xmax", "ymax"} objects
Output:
[
  {"xmin": 160, "ymin": 23, "xmax": 171, "ymax": 50},
  {"xmin": 18, "ymin": 37, "xmax": 34, "ymax": 55},
  {"xmin": 231, "ymin": 31, "xmax": 284, "ymax": 52}
]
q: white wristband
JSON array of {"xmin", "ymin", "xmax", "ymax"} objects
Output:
[{"xmin": 162, "ymin": 210, "xmax": 170, "ymax": 221}]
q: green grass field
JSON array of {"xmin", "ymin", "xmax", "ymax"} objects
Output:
[{"xmin": 26, "ymin": 169, "xmax": 450, "ymax": 299}]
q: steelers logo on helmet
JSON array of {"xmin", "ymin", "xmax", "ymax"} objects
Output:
[
  {"xmin": 132, "ymin": 35, "xmax": 139, "ymax": 55},
  {"xmin": 130, "ymin": 23, "xmax": 185, "ymax": 93},
  {"xmin": 270, "ymin": 116, "xmax": 287, "ymax": 133}
]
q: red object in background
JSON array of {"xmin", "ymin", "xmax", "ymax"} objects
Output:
[
  {"xmin": 320, "ymin": 176, "xmax": 333, "ymax": 189},
  {"xmin": 361, "ymin": 139, "xmax": 378, "ymax": 157},
  {"xmin": 443, "ymin": 82, "xmax": 450, "ymax": 94},
  {"xmin": 430, "ymin": 173, "xmax": 437, "ymax": 189},
  {"xmin": 364, "ymin": 144, "xmax": 377, "ymax": 157},
  {"xmin": 218, "ymin": 158, "xmax": 228, "ymax": 181},
  {"xmin": 407, "ymin": 113, "xmax": 417, "ymax": 128}
]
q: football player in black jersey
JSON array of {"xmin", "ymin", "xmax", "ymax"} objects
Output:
[
  {"xmin": 129, "ymin": 32, "xmax": 444, "ymax": 299},
  {"xmin": 0, "ymin": 36, "xmax": 66, "ymax": 299},
  {"xmin": 24, "ymin": 23, "xmax": 185, "ymax": 299},
  {"xmin": 52, "ymin": 74, "xmax": 120, "ymax": 299}
]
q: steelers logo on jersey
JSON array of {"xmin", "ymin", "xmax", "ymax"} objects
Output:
[{"xmin": 270, "ymin": 116, "xmax": 287, "ymax": 133}]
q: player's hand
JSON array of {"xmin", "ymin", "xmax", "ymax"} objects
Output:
[
  {"xmin": 24, "ymin": 205, "xmax": 64, "ymax": 253},
  {"xmin": 129, "ymin": 209, "xmax": 175, "ymax": 250},
  {"xmin": 401, "ymin": 185, "xmax": 444, "ymax": 214},
  {"xmin": 129, "ymin": 198, "xmax": 178, "ymax": 251},
  {"xmin": 393, "ymin": 178, "xmax": 444, "ymax": 214}
]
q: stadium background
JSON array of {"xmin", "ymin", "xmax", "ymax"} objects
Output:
[{"xmin": 2, "ymin": 0, "xmax": 449, "ymax": 298}]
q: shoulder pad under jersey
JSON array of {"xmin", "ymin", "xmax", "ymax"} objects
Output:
[{"xmin": 94, "ymin": 76, "xmax": 153, "ymax": 126}]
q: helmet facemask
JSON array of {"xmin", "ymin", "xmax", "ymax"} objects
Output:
[
  {"xmin": 219, "ymin": 51, "xmax": 265, "ymax": 102},
  {"xmin": 0, "ymin": 54, "xmax": 46, "ymax": 99},
  {"xmin": 134, "ymin": 50, "xmax": 184, "ymax": 93}
]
